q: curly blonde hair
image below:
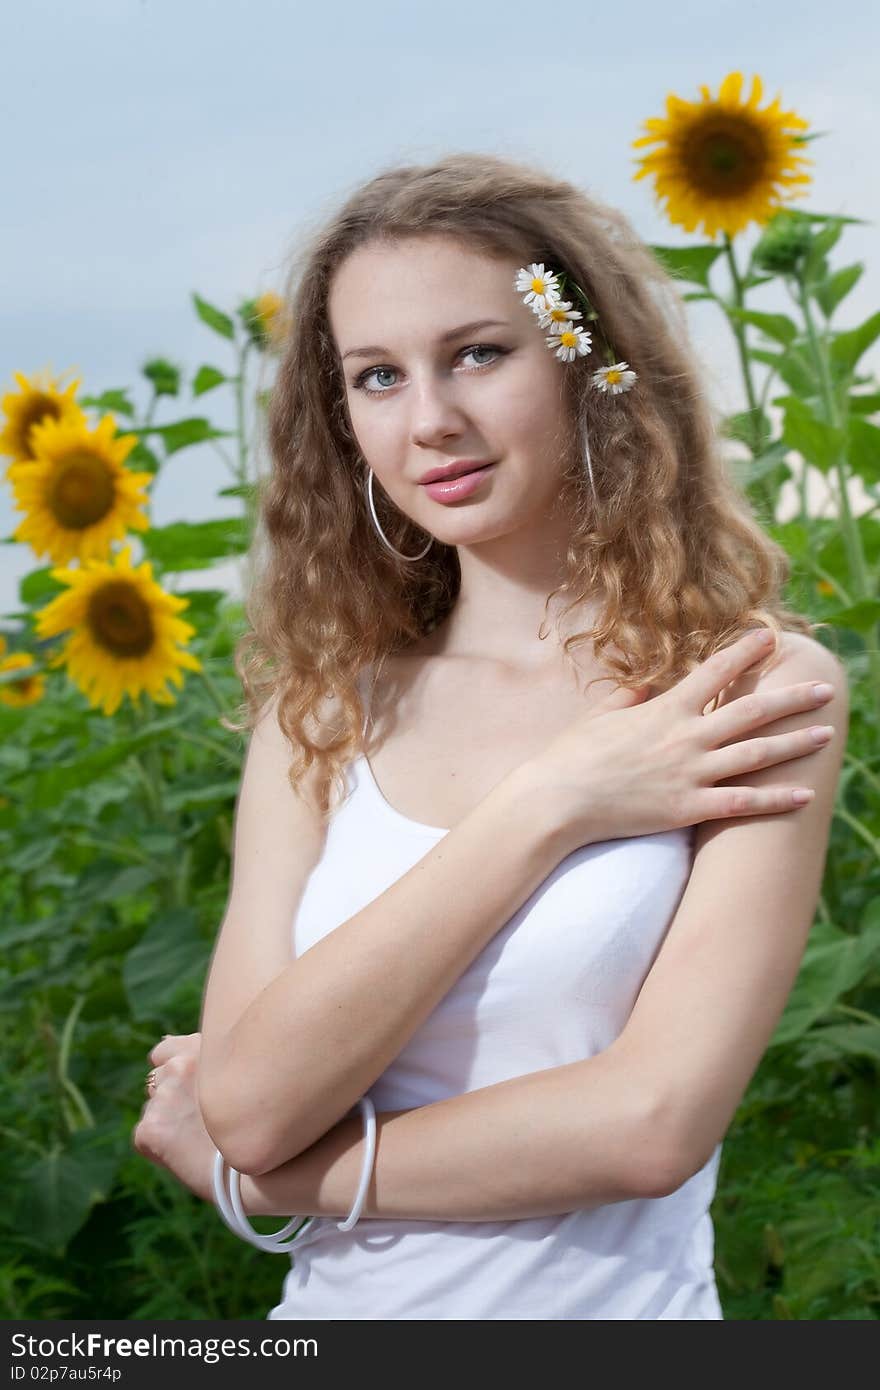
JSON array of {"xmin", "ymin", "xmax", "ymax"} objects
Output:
[{"xmin": 228, "ymin": 150, "xmax": 822, "ymax": 825}]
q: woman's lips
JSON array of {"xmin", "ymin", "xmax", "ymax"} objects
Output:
[{"xmin": 419, "ymin": 463, "xmax": 497, "ymax": 502}]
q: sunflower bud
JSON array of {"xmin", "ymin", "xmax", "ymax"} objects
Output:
[
  {"xmin": 142, "ymin": 358, "xmax": 181, "ymax": 398},
  {"xmin": 751, "ymin": 211, "xmax": 814, "ymax": 275}
]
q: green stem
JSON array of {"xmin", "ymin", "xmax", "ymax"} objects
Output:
[
  {"xmin": 196, "ymin": 664, "xmax": 231, "ymax": 722},
  {"xmin": 842, "ymin": 749, "xmax": 880, "ymax": 801},
  {"xmin": 796, "ymin": 278, "xmax": 869, "ymax": 588},
  {"xmin": 721, "ymin": 234, "xmax": 762, "ymax": 451},
  {"xmin": 209, "ymin": 440, "xmax": 238, "ymax": 476},
  {"xmin": 833, "ymin": 1002, "xmax": 879, "ymax": 1027},
  {"xmin": 833, "ymin": 804, "xmax": 880, "ymax": 860},
  {"xmin": 795, "ymin": 274, "xmax": 880, "ymax": 720},
  {"xmin": 234, "ymin": 343, "xmax": 251, "ymax": 487},
  {"xmin": 67, "ymin": 833, "xmax": 156, "ymax": 867},
  {"xmin": 129, "ymin": 698, "xmax": 189, "ymax": 909},
  {"xmin": 176, "ymin": 728, "xmax": 240, "ymax": 767}
]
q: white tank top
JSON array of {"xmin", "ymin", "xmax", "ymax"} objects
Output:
[{"xmin": 267, "ymin": 669, "xmax": 723, "ymax": 1320}]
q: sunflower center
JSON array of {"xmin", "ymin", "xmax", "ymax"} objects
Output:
[
  {"xmin": 87, "ymin": 580, "xmax": 155, "ymax": 657},
  {"xmin": 683, "ymin": 115, "xmax": 767, "ymax": 195},
  {"xmin": 49, "ymin": 451, "xmax": 116, "ymax": 528},
  {"xmin": 21, "ymin": 396, "xmax": 62, "ymax": 453}
]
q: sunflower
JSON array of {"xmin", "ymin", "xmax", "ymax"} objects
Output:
[
  {"xmin": 34, "ymin": 544, "xmax": 202, "ymax": 716},
  {"xmin": 0, "ymin": 368, "xmax": 87, "ymax": 468},
  {"xmin": 240, "ymin": 291, "xmax": 293, "ymax": 351},
  {"xmin": 0, "ymin": 651, "xmax": 46, "ymax": 708},
  {"xmin": 632, "ymin": 71, "xmax": 813, "ymax": 239},
  {"xmin": 7, "ymin": 414, "xmax": 152, "ymax": 565}
]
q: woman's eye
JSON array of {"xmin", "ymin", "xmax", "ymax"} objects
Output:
[{"xmin": 353, "ymin": 344, "xmax": 506, "ymax": 396}]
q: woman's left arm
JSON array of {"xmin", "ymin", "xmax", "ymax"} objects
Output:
[{"xmin": 136, "ymin": 632, "xmax": 847, "ymax": 1221}]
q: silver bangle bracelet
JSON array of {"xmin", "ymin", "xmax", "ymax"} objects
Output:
[{"xmin": 212, "ymin": 1096, "xmax": 377, "ymax": 1250}]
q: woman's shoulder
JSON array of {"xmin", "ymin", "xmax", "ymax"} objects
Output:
[{"xmin": 714, "ymin": 629, "xmax": 845, "ymax": 711}]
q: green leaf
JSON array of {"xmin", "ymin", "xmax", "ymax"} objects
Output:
[
  {"xmin": 164, "ymin": 776, "xmax": 239, "ymax": 812},
  {"xmin": 725, "ymin": 307, "xmax": 798, "ymax": 347},
  {"xmin": 128, "ymin": 439, "xmax": 161, "ymax": 475},
  {"xmin": 766, "ymin": 518, "xmax": 814, "ymax": 561},
  {"xmin": 123, "ymin": 907, "xmax": 208, "ymax": 1021},
  {"xmin": 819, "ymin": 597, "xmax": 880, "ymax": 635},
  {"xmin": 722, "ymin": 408, "xmax": 772, "ymax": 451},
  {"xmin": 830, "ymin": 310, "xmax": 880, "ymax": 377},
  {"xmin": 740, "ymin": 272, "xmax": 775, "ymax": 291},
  {"xmin": 754, "ymin": 346, "xmax": 818, "ymax": 396},
  {"xmin": 781, "ymin": 398, "xmax": 845, "ymax": 473},
  {"xmin": 20, "ymin": 567, "xmax": 64, "ymax": 606},
  {"xmin": 192, "ymin": 292, "xmax": 235, "ymax": 340},
  {"xmin": 174, "ymin": 588, "xmax": 227, "ymax": 620},
  {"xmin": 192, "ymin": 364, "xmax": 228, "ymax": 396},
  {"xmin": 78, "ymin": 389, "xmax": 135, "ymax": 419},
  {"xmin": 19, "ymin": 716, "xmax": 186, "ymax": 808},
  {"xmin": 802, "ymin": 221, "xmax": 845, "ymax": 283},
  {"xmin": 9, "ymin": 1123, "xmax": 125, "ymax": 1253},
  {"xmin": 141, "ymin": 518, "xmax": 250, "ymax": 570},
  {"xmin": 217, "ymin": 482, "xmax": 257, "ymax": 501},
  {"xmin": 847, "ymin": 417, "xmax": 880, "ymax": 484},
  {"xmin": 647, "ymin": 243, "xmax": 725, "ymax": 288},
  {"xmin": 771, "ymin": 916, "xmax": 880, "ymax": 1046},
  {"xmin": 796, "ymin": 1020, "xmax": 880, "ymax": 1067},
  {"xmin": 848, "ymin": 391, "xmax": 880, "ymax": 415},
  {"xmin": 812, "ymin": 263, "xmax": 864, "ymax": 319},
  {"xmin": 138, "ymin": 417, "xmax": 233, "ymax": 457}
]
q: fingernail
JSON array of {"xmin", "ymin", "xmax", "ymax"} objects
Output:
[
  {"xmin": 792, "ymin": 789, "xmax": 815, "ymax": 805},
  {"xmin": 812, "ymin": 683, "xmax": 834, "ymax": 699}
]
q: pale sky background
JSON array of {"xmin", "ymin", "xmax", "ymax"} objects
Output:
[{"xmin": 2, "ymin": 0, "xmax": 878, "ymax": 619}]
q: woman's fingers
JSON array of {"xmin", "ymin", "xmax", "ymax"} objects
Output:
[
  {"xmin": 695, "ymin": 780, "xmax": 816, "ymax": 821},
  {"xmin": 682, "ymin": 628, "xmax": 777, "ymax": 715},
  {"xmin": 704, "ymin": 678, "xmax": 835, "ymax": 748},
  {"xmin": 148, "ymin": 1032, "xmax": 201, "ymax": 1067},
  {"xmin": 706, "ymin": 723, "xmax": 834, "ymax": 782}
]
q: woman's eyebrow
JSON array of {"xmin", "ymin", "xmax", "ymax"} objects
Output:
[{"xmin": 341, "ymin": 318, "xmax": 511, "ymax": 362}]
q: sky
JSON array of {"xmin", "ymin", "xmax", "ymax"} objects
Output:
[{"xmin": 2, "ymin": 0, "xmax": 878, "ymax": 617}]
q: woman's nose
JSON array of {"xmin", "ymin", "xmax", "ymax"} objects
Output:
[{"xmin": 409, "ymin": 375, "xmax": 469, "ymax": 448}]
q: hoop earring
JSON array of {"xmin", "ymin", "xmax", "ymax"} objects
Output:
[{"xmin": 365, "ymin": 467, "xmax": 434, "ymax": 562}]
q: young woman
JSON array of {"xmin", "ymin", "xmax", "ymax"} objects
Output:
[{"xmin": 135, "ymin": 151, "xmax": 847, "ymax": 1320}]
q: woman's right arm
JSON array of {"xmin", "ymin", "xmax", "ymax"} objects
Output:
[{"xmin": 198, "ymin": 698, "xmax": 571, "ymax": 1176}]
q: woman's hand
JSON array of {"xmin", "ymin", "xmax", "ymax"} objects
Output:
[
  {"xmin": 132, "ymin": 1032, "xmax": 216, "ymax": 1204},
  {"xmin": 535, "ymin": 628, "xmax": 836, "ymax": 849}
]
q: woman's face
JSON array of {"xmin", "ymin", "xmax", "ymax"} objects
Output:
[{"xmin": 328, "ymin": 235, "xmax": 576, "ymax": 547}]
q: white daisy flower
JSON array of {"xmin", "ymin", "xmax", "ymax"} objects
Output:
[
  {"xmin": 515, "ymin": 264, "xmax": 562, "ymax": 313},
  {"xmin": 545, "ymin": 325, "xmax": 593, "ymax": 362},
  {"xmin": 536, "ymin": 299, "xmax": 584, "ymax": 332},
  {"xmin": 592, "ymin": 361, "xmax": 638, "ymax": 394}
]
